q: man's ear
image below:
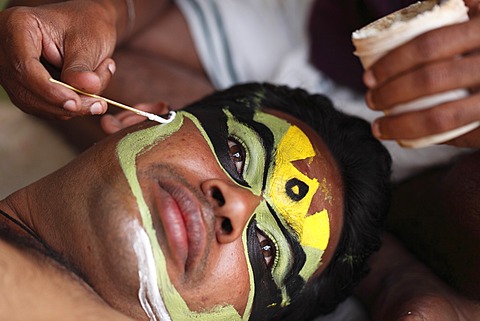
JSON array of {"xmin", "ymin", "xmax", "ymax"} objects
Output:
[{"xmin": 100, "ymin": 101, "xmax": 171, "ymax": 134}]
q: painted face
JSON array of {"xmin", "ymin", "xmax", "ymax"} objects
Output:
[{"xmin": 116, "ymin": 104, "xmax": 340, "ymax": 321}]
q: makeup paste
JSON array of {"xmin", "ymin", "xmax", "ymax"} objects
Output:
[
  {"xmin": 117, "ymin": 112, "xmax": 243, "ymax": 321},
  {"xmin": 116, "ymin": 106, "xmax": 333, "ymax": 320},
  {"xmin": 129, "ymin": 219, "xmax": 171, "ymax": 321}
]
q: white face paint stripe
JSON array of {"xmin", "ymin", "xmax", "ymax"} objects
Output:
[{"xmin": 129, "ymin": 220, "xmax": 172, "ymax": 321}]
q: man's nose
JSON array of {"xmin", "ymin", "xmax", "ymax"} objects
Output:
[{"xmin": 201, "ymin": 179, "xmax": 262, "ymax": 244}]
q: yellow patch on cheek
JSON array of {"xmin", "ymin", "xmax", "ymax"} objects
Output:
[
  {"xmin": 267, "ymin": 125, "xmax": 330, "ymax": 251},
  {"xmin": 301, "ymin": 209, "xmax": 330, "ymax": 251}
]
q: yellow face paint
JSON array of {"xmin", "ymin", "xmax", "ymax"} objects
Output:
[
  {"xmin": 257, "ymin": 119, "xmax": 331, "ymax": 302},
  {"xmin": 115, "ymin": 104, "xmax": 335, "ymax": 321},
  {"xmin": 267, "ymin": 125, "xmax": 330, "ymax": 252},
  {"xmin": 302, "ymin": 209, "xmax": 330, "ymax": 250}
]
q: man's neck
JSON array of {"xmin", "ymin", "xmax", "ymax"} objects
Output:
[
  {"xmin": 0, "ymin": 190, "xmax": 69, "ymax": 264},
  {"xmin": 0, "ymin": 205, "xmax": 47, "ymax": 256},
  {"xmin": 0, "ymin": 185, "xmax": 39, "ymax": 231}
]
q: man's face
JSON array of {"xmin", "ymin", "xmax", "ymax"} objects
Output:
[{"xmin": 114, "ymin": 105, "xmax": 343, "ymax": 320}]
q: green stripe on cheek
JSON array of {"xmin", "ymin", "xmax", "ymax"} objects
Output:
[{"xmin": 116, "ymin": 113, "xmax": 243, "ymax": 321}]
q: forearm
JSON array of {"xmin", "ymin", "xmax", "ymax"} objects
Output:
[
  {"xmin": 95, "ymin": 0, "xmax": 173, "ymax": 43},
  {"xmin": 356, "ymin": 233, "xmax": 480, "ymax": 321},
  {"xmin": 387, "ymin": 150, "xmax": 480, "ymax": 301},
  {"xmin": 5, "ymin": 0, "xmax": 173, "ymax": 44}
]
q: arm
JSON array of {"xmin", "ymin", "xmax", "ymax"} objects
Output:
[
  {"xmin": 364, "ymin": 0, "xmax": 480, "ymax": 148},
  {"xmin": 386, "ymin": 149, "xmax": 480, "ymax": 301},
  {"xmin": 0, "ymin": 0, "xmax": 171, "ymax": 119},
  {"xmin": 356, "ymin": 233, "xmax": 480, "ymax": 321}
]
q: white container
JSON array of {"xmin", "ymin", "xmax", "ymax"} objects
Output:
[{"xmin": 352, "ymin": 0, "xmax": 480, "ymax": 148}]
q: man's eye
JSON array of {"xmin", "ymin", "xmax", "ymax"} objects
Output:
[
  {"xmin": 228, "ymin": 138, "xmax": 245, "ymax": 175},
  {"xmin": 256, "ymin": 229, "xmax": 276, "ymax": 269}
]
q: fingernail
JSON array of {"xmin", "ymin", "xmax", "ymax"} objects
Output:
[
  {"xmin": 372, "ymin": 121, "xmax": 382, "ymax": 139},
  {"xmin": 108, "ymin": 62, "xmax": 116, "ymax": 75},
  {"xmin": 90, "ymin": 102, "xmax": 104, "ymax": 115},
  {"xmin": 366, "ymin": 90, "xmax": 376, "ymax": 109},
  {"xmin": 364, "ymin": 70, "xmax": 377, "ymax": 88},
  {"xmin": 63, "ymin": 100, "xmax": 77, "ymax": 112}
]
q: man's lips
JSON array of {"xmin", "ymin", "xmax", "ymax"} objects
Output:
[{"xmin": 151, "ymin": 180, "xmax": 208, "ymax": 272}]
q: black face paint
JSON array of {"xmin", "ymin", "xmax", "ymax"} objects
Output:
[
  {"xmin": 285, "ymin": 178, "xmax": 310, "ymax": 202},
  {"xmin": 185, "ymin": 104, "xmax": 314, "ymax": 319}
]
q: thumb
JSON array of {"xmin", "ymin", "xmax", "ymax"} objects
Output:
[
  {"xmin": 60, "ymin": 55, "xmax": 116, "ymax": 113},
  {"xmin": 61, "ymin": 49, "xmax": 115, "ymax": 95}
]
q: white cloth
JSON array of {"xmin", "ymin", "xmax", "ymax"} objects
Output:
[
  {"xmin": 175, "ymin": 0, "xmax": 315, "ymax": 89},
  {"xmin": 176, "ymin": 0, "xmax": 472, "ymax": 183}
]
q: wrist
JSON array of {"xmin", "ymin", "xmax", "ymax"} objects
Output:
[{"xmin": 91, "ymin": 0, "xmax": 134, "ymax": 42}]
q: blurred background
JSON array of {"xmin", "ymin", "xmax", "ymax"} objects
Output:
[{"xmin": 0, "ymin": 2, "xmax": 76, "ymax": 199}]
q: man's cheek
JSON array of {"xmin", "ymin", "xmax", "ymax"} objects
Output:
[{"xmin": 193, "ymin": 241, "xmax": 250, "ymax": 313}]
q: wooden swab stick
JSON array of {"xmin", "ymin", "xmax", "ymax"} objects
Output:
[{"xmin": 49, "ymin": 78, "xmax": 176, "ymax": 124}]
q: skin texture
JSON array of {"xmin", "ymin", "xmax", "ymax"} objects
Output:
[
  {"xmin": 356, "ymin": 234, "xmax": 480, "ymax": 321},
  {"xmin": 364, "ymin": 0, "xmax": 480, "ymax": 147},
  {"xmin": 385, "ymin": 150, "xmax": 480, "ymax": 301},
  {"xmin": 0, "ymin": 237, "xmax": 136, "ymax": 321},
  {"xmin": 0, "ymin": 106, "xmax": 343, "ymax": 320}
]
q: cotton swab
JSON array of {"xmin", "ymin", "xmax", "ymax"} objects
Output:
[{"xmin": 49, "ymin": 78, "xmax": 176, "ymax": 124}]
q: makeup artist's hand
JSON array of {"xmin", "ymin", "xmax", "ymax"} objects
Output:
[
  {"xmin": 364, "ymin": 5, "xmax": 480, "ymax": 148},
  {"xmin": 0, "ymin": 1, "xmax": 117, "ymax": 119},
  {"xmin": 101, "ymin": 101, "xmax": 171, "ymax": 134}
]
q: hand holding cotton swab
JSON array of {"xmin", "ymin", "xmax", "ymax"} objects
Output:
[{"xmin": 49, "ymin": 78, "xmax": 176, "ymax": 124}]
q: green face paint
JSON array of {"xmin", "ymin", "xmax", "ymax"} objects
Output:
[
  {"xmin": 258, "ymin": 113, "xmax": 330, "ymax": 285},
  {"xmin": 184, "ymin": 104, "xmax": 333, "ymax": 319},
  {"xmin": 116, "ymin": 113, "xmax": 242, "ymax": 321},
  {"xmin": 115, "ymin": 103, "xmax": 332, "ymax": 321}
]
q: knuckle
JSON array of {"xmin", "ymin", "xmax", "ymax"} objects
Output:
[
  {"xmin": 411, "ymin": 32, "xmax": 443, "ymax": 61},
  {"xmin": 4, "ymin": 7, "xmax": 37, "ymax": 32},
  {"xmin": 415, "ymin": 67, "xmax": 444, "ymax": 92},
  {"xmin": 427, "ymin": 107, "xmax": 459, "ymax": 132},
  {"xmin": 374, "ymin": 59, "xmax": 396, "ymax": 80}
]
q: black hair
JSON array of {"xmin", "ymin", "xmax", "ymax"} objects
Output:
[{"xmin": 184, "ymin": 83, "xmax": 392, "ymax": 321}]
